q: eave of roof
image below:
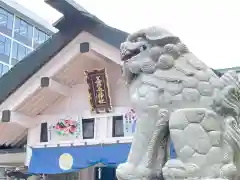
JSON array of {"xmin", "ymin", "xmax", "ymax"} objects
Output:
[
  {"xmin": 46, "ymin": 0, "xmax": 105, "ymax": 25},
  {"xmin": 216, "ymin": 66, "xmax": 240, "ymax": 73},
  {"xmin": 0, "ymin": 147, "xmax": 25, "ymax": 153},
  {"xmin": 0, "ymin": 27, "xmax": 82, "ymax": 105},
  {"xmin": 46, "ymin": 0, "xmax": 128, "ymax": 49},
  {"xmin": 0, "ymin": 133, "xmax": 26, "ymax": 150}
]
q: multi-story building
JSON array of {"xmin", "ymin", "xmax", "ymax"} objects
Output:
[{"xmin": 0, "ymin": 0, "xmax": 57, "ymax": 77}]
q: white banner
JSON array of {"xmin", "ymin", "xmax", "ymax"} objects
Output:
[{"xmin": 123, "ymin": 109, "xmax": 137, "ymax": 137}]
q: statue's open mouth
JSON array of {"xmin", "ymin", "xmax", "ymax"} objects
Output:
[
  {"xmin": 121, "ymin": 45, "xmax": 147, "ymax": 62},
  {"xmin": 121, "ymin": 49, "xmax": 141, "ymax": 62}
]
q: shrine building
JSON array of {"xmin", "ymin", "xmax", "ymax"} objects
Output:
[
  {"xmin": 0, "ymin": 0, "xmax": 237, "ymax": 180},
  {"xmin": 0, "ymin": 0, "xmax": 137, "ymax": 179}
]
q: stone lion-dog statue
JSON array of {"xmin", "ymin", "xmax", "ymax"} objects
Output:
[{"xmin": 116, "ymin": 26, "xmax": 240, "ymax": 180}]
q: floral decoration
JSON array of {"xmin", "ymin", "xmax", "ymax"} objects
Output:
[{"xmin": 53, "ymin": 119, "xmax": 77, "ymax": 136}]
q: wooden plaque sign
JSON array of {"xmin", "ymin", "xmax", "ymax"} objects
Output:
[{"xmin": 85, "ymin": 68, "xmax": 112, "ymax": 113}]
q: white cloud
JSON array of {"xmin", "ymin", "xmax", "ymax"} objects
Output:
[{"xmin": 16, "ymin": 0, "xmax": 240, "ymax": 69}]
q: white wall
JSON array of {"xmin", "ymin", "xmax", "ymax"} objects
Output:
[{"xmin": 27, "ymin": 59, "xmax": 134, "ymax": 148}]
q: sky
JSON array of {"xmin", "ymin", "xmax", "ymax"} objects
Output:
[{"xmin": 15, "ymin": 0, "xmax": 240, "ymax": 69}]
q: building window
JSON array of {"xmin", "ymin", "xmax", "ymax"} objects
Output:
[
  {"xmin": 40, "ymin": 122, "xmax": 48, "ymax": 142},
  {"xmin": 11, "ymin": 41, "xmax": 32, "ymax": 65},
  {"xmin": 0, "ymin": 8, "xmax": 13, "ymax": 30},
  {"xmin": 14, "ymin": 17, "xmax": 33, "ymax": 39},
  {"xmin": 34, "ymin": 28, "xmax": 49, "ymax": 48},
  {"xmin": 14, "ymin": 17, "xmax": 33, "ymax": 46},
  {"xmin": 112, "ymin": 116, "xmax": 124, "ymax": 137},
  {"xmin": 0, "ymin": 34, "xmax": 11, "ymax": 64},
  {"xmin": 0, "ymin": 63, "xmax": 9, "ymax": 77},
  {"xmin": 0, "ymin": 34, "xmax": 11, "ymax": 57},
  {"xmin": 82, "ymin": 118, "xmax": 94, "ymax": 139}
]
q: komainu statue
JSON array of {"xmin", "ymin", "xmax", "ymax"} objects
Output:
[{"xmin": 116, "ymin": 26, "xmax": 240, "ymax": 180}]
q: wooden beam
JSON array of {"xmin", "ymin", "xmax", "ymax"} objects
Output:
[
  {"xmin": 4, "ymin": 80, "xmax": 42, "ymax": 111},
  {"xmin": 8, "ymin": 77, "xmax": 70, "ymax": 112},
  {"xmin": 40, "ymin": 77, "xmax": 71, "ymax": 96},
  {"xmin": 80, "ymin": 42, "xmax": 90, "ymax": 53},
  {"xmin": 78, "ymin": 31, "xmax": 122, "ymax": 64},
  {"xmin": 79, "ymin": 42, "xmax": 121, "ymax": 65},
  {"xmin": 1, "ymin": 110, "xmax": 37, "ymax": 128}
]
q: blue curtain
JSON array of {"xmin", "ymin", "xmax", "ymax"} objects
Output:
[{"xmin": 28, "ymin": 143, "xmax": 131, "ymax": 174}]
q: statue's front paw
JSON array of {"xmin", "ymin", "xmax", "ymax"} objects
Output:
[
  {"xmin": 137, "ymin": 165, "xmax": 162, "ymax": 178},
  {"xmin": 162, "ymin": 166, "xmax": 187, "ymax": 179},
  {"xmin": 162, "ymin": 159, "xmax": 200, "ymax": 179},
  {"xmin": 162, "ymin": 159, "xmax": 187, "ymax": 178},
  {"xmin": 117, "ymin": 162, "xmax": 135, "ymax": 172},
  {"xmin": 116, "ymin": 162, "xmax": 137, "ymax": 180},
  {"xmin": 117, "ymin": 162, "xmax": 162, "ymax": 180},
  {"xmin": 163, "ymin": 159, "xmax": 185, "ymax": 169},
  {"xmin": 184, "ymin": 163, "xmax": 200, "ymax": 175}
]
